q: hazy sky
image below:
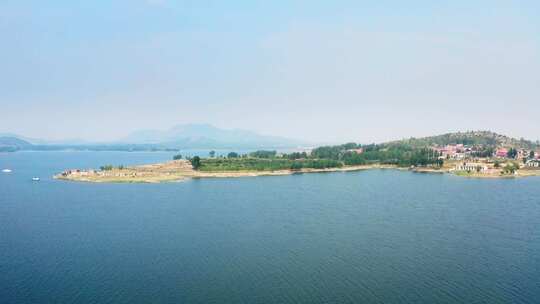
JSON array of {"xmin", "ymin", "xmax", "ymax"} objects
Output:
[{"xmin": 1, "ymin": 0, "xmax": 539, "ymax": 143}]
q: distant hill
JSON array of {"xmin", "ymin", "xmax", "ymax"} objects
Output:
[
  {"xmin": 0, "ymin": 124, "xmax": 306, "ymax": 152},
  {"xmin": 0, "ymin": 133, "xmax": 89, "ymax": 145},
  {"xmin": 0, "ymin": 136, "xmax": 33, "ymax": 152},
  {"xmin": 121, "ymin": 123, "xmax": 306, "ymax": 149},
  {"xmin": 385, "ymin": 131, "xmax": 539, "ymax": 150}
]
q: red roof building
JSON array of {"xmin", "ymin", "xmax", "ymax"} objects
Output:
[
  {"xmin": 496, "ymin": 148, "xmax": 508, "ymax": 158},
  {"xmin": 347, "ymin": 148, "xmax": 364, "ymax": 154}
]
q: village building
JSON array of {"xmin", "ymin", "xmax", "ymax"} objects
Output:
[
  {"xmin": 495, "ymin": 148, "xmax": 508, "ymax": 158},
  {"xmin": 517, "ymin": 149, "xmax": 530, "ymax": 159},
  {"xmin": 455, "ymin": 162, "xmax": 489, "ymax": 172},
  {"xmin": 453, "ymin": 153, "xmax": 466, "ymax": 160},
  {"xmin": 433, "ymin": 144, "xmax": 467, "ymax": 159},
  {"xmin": 346, "ymin": 148, "xmax": 364, "ymax": 154},
  {"xmin": 526, "ymin": 160, "xmax": 540, "ymax": 168}
]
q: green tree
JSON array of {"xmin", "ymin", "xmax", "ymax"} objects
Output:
[
  {"xmin": 530, "ymin": 150, "xmax": 535, "ymax": 159},
  {"xmin": 502, "ymin": 162, "xmax": 519, "ymax": 175},
  {"xmin": 227, "ymin": 152, "xmax": 239, "ymax": 158},
  {"xmin": 286, "ymin": 152, "xmax": 308, "ymax": 160},
  {"xmin": 173, "ymin": 154, "xmax": 182, "ymax": 160},
  {"xmin": 209, "ymin": 150, "xmax": 216, "ymax": 158},
  {"xmin": 507, "ymin": 148, "xmax": 517, "ymax": 159},
  {"xmin": 249, "ymin": 150, "xmax": 277, "ymax": 158},
  {"xmin": 190, "ymin": 156, "xmax": 201, "ymax": 170},
  {"xmin": 290, "ymin": 162, "xmax": 303, "ymax": 170}
]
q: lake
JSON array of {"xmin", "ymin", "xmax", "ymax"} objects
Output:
[{"xmin": 1, "ymin": 152, "xmax": 539, "ymax": 303}]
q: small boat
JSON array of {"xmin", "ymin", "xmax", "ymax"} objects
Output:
[
  {"xmin": 2, "ymin": 169, "xmax": 12, "ymax": 173},
  {"xmin": 32, "ymin": 177, "xmax": 40, "ymax": 181}
]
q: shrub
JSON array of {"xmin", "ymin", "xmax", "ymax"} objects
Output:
[
  {"xmin": 227, "ymin": 152, "xmax": 239, "ymax": 158},
  {"xmin": 191, "ymin": 156, "xmax": 201, "ymax": 170}
]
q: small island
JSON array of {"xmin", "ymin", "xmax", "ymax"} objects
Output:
[{"xmin": 55, "ymin": 131, "xmax": 540, "ymax": 183}]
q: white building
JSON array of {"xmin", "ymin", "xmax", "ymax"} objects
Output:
[
  {"xmin": 455, "ymin": 163, "xmax": 488, "ymax": 172},
  {"xmin": 526, "ymin": 160, "xmax": 540, "ymax": 168}
]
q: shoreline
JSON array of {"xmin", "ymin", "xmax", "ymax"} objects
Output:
[
  {"xmin": 54, "ymin": 162, "xmax": 402, "ymax": 183},
  {"xmin": 54, "ymin": 160, "xmax": 540, "ymax": 183}
]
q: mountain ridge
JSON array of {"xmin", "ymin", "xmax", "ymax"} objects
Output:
[
  {"xmin": 120, "ymin": 123, "xmax": 306, "ymax": 148},
  {"xmin": 0, "ymin": 136, "xmax": 33, "ymax": 152},
  {"xmin": 1, "ymin": 129, "xmax": 538, "ymax": 152},
  {"xmin": 385, "ymin": 130, "xmax": 539, "ymax": 149}
]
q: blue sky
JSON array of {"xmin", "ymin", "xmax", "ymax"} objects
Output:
[{"xmin": 1, "ymin": 0, "xmax": 539, "ymax": 143}]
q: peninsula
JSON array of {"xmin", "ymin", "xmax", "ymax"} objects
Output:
[
  {"xmin": 54, "ymin": 160, "xmax": 403, "ymax": 183},
  {"xmin": 55, "ymin": 131, "xmax": 540, "ymax": 183}
]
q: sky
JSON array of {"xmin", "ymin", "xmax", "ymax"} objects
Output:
[{"xmin": 1, "ymin": 0, "xmax": 539, "ymax": 144}]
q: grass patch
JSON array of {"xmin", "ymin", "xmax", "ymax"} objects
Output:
[{"xmin": 198, "ymin": 158, "xmax": 343, "ymax": 172}]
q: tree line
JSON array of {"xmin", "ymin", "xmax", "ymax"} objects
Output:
[{"xmin": 179, "ymin": 143, "xmax": 444, "ymax": 171}]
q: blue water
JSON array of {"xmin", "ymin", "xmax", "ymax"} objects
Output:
[{"xmin": 1, "ymin": 152, "xmax": 540, "ymax": 304}]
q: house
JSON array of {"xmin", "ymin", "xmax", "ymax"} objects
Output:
[
  {"xmin": 454, "ymin": 153, "xmax": 466, "ymax": 160},
  {"xmin": 346, "ymin": 148, "xmax": 364, "ymax": 154},
  {"xmin": 455, "ymin": 162, "xmax": 488, "ymax": 172},
  {"xmin": 495, "ymin": 148, "xmax": 508, "ymax": 158},
  {"xmin": 526, "ymin": 160, "xmax": 540, "ymax": 168},
  {"xmin": 433, "ymin": 145, "xmax": 459, "ymax": 158},
  {"xmin": 517, "ymin": 149, "xmax": 530, "ymax": 159},
  {"xmin": 432, "ymin": 147, "xmax": 445, "ymax": 155}
]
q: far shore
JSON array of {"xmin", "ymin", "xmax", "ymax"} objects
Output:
[{"xmin": 54, "ymin": 160, "xmax": 540, "ymax": 183}]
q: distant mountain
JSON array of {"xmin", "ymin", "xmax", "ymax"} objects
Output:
[
  {"xmin": 386, "ymin": 131, "xmax": 539, "ymax": 149},
  {"xmin": 0, "ymin": 124, "xmax": 305, "ymax": 152},
  {"xmin": 121, "ymin": 124, "xmax": 305, "ymax": 149},
  {"xmin": 0, "ymin": 133, "xmax": 36, "ymax": 143},
  {"xmin": 4, "ymin": 128, "xmax": 534, "ymax": 153},
  {"xmin": 0, "ymin": 133, "xmax": 89, "ymax": 145},
  {"xmin": 0, "ymin": 136, "xmax": 33, "ymax": 152}
]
